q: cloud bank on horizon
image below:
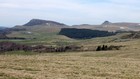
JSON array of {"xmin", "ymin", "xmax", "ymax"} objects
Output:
[{"xmin": 0, "ymin": 0, "xmax": 140, "ymax": 27}]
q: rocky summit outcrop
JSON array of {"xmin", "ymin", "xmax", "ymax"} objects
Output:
[
  {"xmin": 23, "ymin": 19, "xmax": 66, "ymax": 26},
  {"xmin": 102, "ymin": 21, "xmax": 111, "ymax": 25}
]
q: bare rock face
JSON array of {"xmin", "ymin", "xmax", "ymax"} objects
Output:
[{"xmin": 23, "ymin": 19, "xmax": 66, "ymax": 26}]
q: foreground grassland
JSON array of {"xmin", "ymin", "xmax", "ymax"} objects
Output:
[
  {"xmin": 0, "ymin": 51, "xmax": 140, "ymax": 79},
  {"xmin": 0, "ymin": 39, "xmax": 140, "ymax": 79}
]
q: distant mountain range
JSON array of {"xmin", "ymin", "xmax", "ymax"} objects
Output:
[
  {"xmin": 72, "ymin": 21, "xmax": 140, "ymax": 31},
  {"xmin": 0, "ymin": 26, "xmax": 8, "ymax": 30},
  {"xmin": 13, "ymin": 19, "xmax": 140, "ymax": 32},
  {"xmin": 0, "ymin": 18, "xmax": 140, "ymax": 39},
  {"xmin": 23, "ymin": 19, "xmax": 67, "ymax": 27},
  {"xmin": 101, "ymin": 21, "xmax": 140, "ymax": 31}
]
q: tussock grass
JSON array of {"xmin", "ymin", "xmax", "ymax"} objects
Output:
[{"xmin": 0, "ymin": 48, "xmax": 140, "ymax": 79}]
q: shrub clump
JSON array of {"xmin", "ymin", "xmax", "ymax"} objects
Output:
[{"xmin": 96, "ymin": 45, "xmax": 123, "ymax": 51}]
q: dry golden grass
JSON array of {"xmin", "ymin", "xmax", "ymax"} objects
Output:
[
  {"xmin": 0, "ymin": 50, "xmax": 140, "ymax": 79},
  {"xmin": 0, "ymin": 39, "xmax": 140, "ymax": 79}
]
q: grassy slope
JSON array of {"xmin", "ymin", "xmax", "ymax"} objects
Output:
[
  {"xmin": 6, "ymin": 27, "xmax": 131, "ymax": 46},
  {"xmin": 1, "ymin": 26, "xmax": 140, "ymax": 79},
  {"xmin": 5, "ymin": 25, "xmax": 133, "ymax": 46},
  {"xmin": 6, "ymin": 26, "xmax": 77, "ymax": 46},
  {"xmin": 0, "ymin": 39, "xmax": 140, "ymax": 79}
]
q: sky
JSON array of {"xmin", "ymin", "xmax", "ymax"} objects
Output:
[{"xmin": 0, "ymin": 0, "xmax": 140, "ymax": 27}]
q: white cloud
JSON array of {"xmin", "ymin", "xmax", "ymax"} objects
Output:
[
  {"xmin": 0, "ymin": 0, "xmax": 140, "ymax": 26},
  {"xmin": 0, "ymin": 3, "xmax": 19, "ymax": 8},
  {"xmin": 109, "ymin": 0, "xmax": 140, "ymax": 4}
]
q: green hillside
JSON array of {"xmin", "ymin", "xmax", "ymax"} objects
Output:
[{"xmin": 0, "ymin": 19, "xmax": 140, "ymax": 79}]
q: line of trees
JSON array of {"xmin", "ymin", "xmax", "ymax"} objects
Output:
[{"xmin": 59, "ymin": 28, "xmax": 116, "ymax": 39}]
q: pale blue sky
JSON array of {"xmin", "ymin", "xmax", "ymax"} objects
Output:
[{"xmin": 0, "ymin": 0, "xmax": 140, "ymax": 27}]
